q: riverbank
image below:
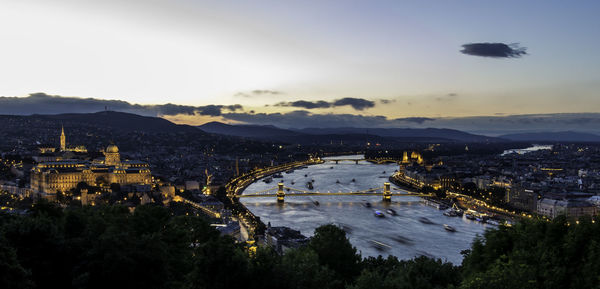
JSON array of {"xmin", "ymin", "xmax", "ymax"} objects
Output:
[
  {"xmin": 225, "ymin": 159, "xmax": 324, "ymax": 240},
  {"xmin": 389, "ymin": 173, "xmax": 518, "ymax": 224}
]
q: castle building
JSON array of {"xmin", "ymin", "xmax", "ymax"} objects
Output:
[{"xmin": 30, "ymin": 128, "xmax": 151, "ymax": 197}]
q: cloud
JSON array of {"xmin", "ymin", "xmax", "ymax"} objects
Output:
[
  {"xmin": 0, "ymin": 93, "xmax": 243, "ymax": 117},
  {"xmin": 275, "ymin": 97, "xmax": 376, "ymax": 111},
  {"xmin": 332, "ymin": 97, "xmax": 375, "ymax": 110},
  {"xmin": 379, "ymin": 99, "xmax": 396, "ymax": 104},
  {"xmin": 235, "ymin": 89, "xmax": 282, "ymax": 97},
  {"xmin": 275, "ymin": 100, "xmax": 331, "ymax": 109},
  {"xmin": 394, "ymin": 117, "xmax": 434, "ymax": 124},
  {"xmin": 222, "ymin": 110, "xmax": 390, "ymax": 128},
  {"xmin": 251, "ymin": 90, "xmax": 281, "ymax": 95},
  {"xmin": 460, "ymin": 43, "xmax": 527, "ymax": 58},
  {"xmin": 435, "ymin": 93, "xmax": 459, "ymax": 102}
]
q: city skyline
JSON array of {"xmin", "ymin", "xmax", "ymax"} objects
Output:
[{"xmin": 1, "ymin": 0, "xmax": 600, "ymax": 127}]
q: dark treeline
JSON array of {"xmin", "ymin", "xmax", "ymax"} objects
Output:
[{"xmin": 1, "ymin": 202, "xmax": 599, "ymax": 289}]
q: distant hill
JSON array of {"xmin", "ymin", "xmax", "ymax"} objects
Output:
[
  {"xmin": 199, "ymin": 122, "xmax": 501, "ymax": 143},
  {"xmin": 198, "ymin": 122, "xmax": 304, "ymax": 139},
  {"xmin": 33, "ymin": 111, "xmax": 200, "ymax": 134},
  {"xmin": 499, "ymin": 131, "xmax": 600, "ymax": 142},
  {"xmin": 295, "ymin": 127, "xmax": 500, "ymax": 143}
]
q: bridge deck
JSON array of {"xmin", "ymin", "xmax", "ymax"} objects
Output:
[{"xmin": 238, "ymin": 193, "xmax": 430, "ymax": 198}]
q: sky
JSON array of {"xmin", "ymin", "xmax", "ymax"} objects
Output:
[{"xmin": 1, "ymin": 0, "xmax": 599, "ymax": 131}]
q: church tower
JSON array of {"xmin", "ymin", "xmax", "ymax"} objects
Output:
[{"xmin": 60, "ymin": 126, "xmax": 66, "ymax": 151}]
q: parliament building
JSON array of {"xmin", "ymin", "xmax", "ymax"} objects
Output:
[{"xmin": 30, "ymin": 128, "xmax": 152, "ymax": 196}]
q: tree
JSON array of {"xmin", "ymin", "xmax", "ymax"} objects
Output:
[
  {"xmin": 0, "ymin": 236, "xmax": 33, "ymax": 289},
  {"xmin": 309, "ymin": 224, "xmax": 361, "ymax": 286}
]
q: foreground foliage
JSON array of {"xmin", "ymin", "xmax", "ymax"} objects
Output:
[{"xmin": 0, "ymin": 202, "xmax": 598, "ymax": 289}]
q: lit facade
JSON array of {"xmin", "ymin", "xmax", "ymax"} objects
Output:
[{"xmin": 30, "ymin": 128, "xmax": 151, "ymax": 195}]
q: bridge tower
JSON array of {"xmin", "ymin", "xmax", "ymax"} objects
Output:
[
  {"xmin": 276, "ymin": 183, "xmax": 285, "ymax": 203},
  {"xmin": 383, "ymin": 182, "xmax": 391, "ymax": 202}
]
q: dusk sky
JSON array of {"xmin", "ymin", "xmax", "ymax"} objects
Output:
[{"xmin": 1, "ymin": 0, "xmax": 599, "ymax": 129}]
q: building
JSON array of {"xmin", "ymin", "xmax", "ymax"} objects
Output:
[
  {"xmin": 507, "ymin": 183, "xmax": 538, "ymax": 212},
  {"xmin": 30, "ymin": 128, "xmax": 151, "ymax": 197},
  {"xmin": 537, "ymin": 192, "xmax": 597, "ymax": 219}
]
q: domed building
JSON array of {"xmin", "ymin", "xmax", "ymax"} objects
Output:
[
  {"xmin": 104, "ymin": 144, "xmax": 121, "ymax": 166},
  {"xmin": 30, "ymin": 128, "xmax": 152, "ymax": 197}
]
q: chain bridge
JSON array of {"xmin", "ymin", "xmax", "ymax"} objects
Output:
[
  {"xmin": 323, "ymin": 158, "xmax": 400, "ymax": 164},
  {"xmin": 236, "ymin": 182, "xmax": 432, "ymax": 202}
]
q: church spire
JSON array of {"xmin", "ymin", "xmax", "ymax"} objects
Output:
[{"xmin": 60, "ymin": 125, "xmax": 66, "ymax": 151}]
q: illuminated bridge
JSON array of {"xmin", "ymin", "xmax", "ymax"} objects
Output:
[
  {"xmin": 236, "ymin": 182, "xmax": 433, "ymax": 203},
  {"xmin": 324, "ymin": 158, "xmax": 400, "ymax": 164}
]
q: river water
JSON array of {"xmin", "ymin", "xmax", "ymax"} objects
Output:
[
  {"xmin": 501, "ymin": 144, "xmax": 553, "ymax": 156},
  {"xmin": 241, "ymin": 155, "xmax": 491, "ymax": 264}
]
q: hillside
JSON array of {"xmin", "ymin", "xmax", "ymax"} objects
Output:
[
  {"xmin": 199, "ymin": 122, "xmax": 304, "ymax": 139},
  {"xmin": 198, "ymin": 122, "xmax": 502, "ymax": 144},
  {"xmin": 499, "ymin": 131, "xmax": 600, "ymax": 142},
  {"xmin": 296, "ymin": 127, "xmax": 500, "ymax": 143},
  {"xmin": 34, "ymin": 111, "xmax": 200, "ymax": 134}
]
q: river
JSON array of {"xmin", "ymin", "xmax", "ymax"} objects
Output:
[
  {"xmin": 501, "ymin": 144, "xmax": 553, "ymax": 156},
  {"xmin": 240, "ymin": 155, "xmax": 491, "ymax": 264}
]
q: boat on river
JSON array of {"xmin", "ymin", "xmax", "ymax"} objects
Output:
[
  {"xmin": 369, "ymin": 239, "xmax": 392, "ymax": 251},
  {"xmin": 444, "ymin": 224, "xmax": 456, "ymax": 232},
  {"xmin": 391, "ymin": 235, "xmax": 413, "ymax": 245},
  {"xmin": 374, "ymin": 210, "xmax": 385, "ymax": 218},
  {"xmin": 443, "ymin": 210, "xmax": 457, "ymax": 217},
  {"xmin": 386, "ymin": 209, "xmax": 397, "ymax": 216},
  {"xmin": 306, "ymin": 182, "xmax": 314, "ymax": 190},
  {"xmin": 418, "ymin": 217, "xmax": 434, "ymax": 224},
  {"xmin": 263, "ymin": 177, "xmax": 273, "ymax": 184}
]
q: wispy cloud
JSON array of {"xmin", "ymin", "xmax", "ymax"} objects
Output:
[{"xmin": 235, "ymin": 89, "xmax": 283, "ymax": 97}]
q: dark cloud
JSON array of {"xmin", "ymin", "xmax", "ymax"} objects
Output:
[
  {"xmin": 275, "ymin": 97, "xmax": 376, "ymax": 111},
  {"xmin": 275, "ymin": 100, "xmax": 331, "ymax": 109},
  {"xmin": 222, "ymin": 110, "xmax": 389, "ymax": 128},
  {"xmin": 0, "ymin": 93, "xmax": 243, "ymax": 117},
  {"xmin": 460, "ymin": 43, "xmax": 527, "ymax": 58},
  {"xmin": 332, "ymin": 97, "xmax": 375, "ymax": 110},
  {"xmin": 224, "ymin": 104, "xmax": 243, "ymax": 112},
  {"xmin": 394, "ymin": 117, "xmax": 434, "ymax": 124},
  {"xmin": 196, "ymin": 105, "xmax": 223, "ymax": 116}
]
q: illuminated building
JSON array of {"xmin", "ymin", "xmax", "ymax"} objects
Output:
[
  {"xmin": 30, "ymin": 128, "xmax": 151, "ymax": 197},
  {"xmin": 60, "ymin": 125, "xmax": 66, "ymax": 151}
]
